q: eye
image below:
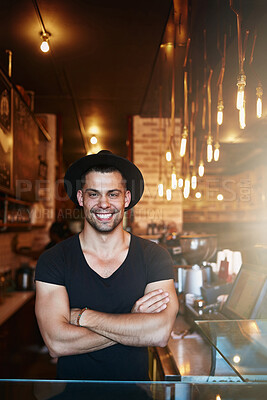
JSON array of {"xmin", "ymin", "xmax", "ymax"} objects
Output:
[
  {"xmin": 109, "ymin": 192, "xmax": 120, "ymax": 198},
  {"xmin": 87, "ymin": 192, "xmax": 99, "ymax": 198}
]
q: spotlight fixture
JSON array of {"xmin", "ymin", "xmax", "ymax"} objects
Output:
[{"xmin": 40, "ymin": 31, "xmax": 51, "ymax": 53}]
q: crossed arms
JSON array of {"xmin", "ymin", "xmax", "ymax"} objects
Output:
[{"xmin": 35, "ymin": 279, "xmax": 178, "ymax": 358}]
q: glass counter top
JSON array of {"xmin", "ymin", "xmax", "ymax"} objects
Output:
[
  {"xmin": 196, "ymin": 319, "xmax": 267, "ymax": 381},
  {"xmin": 1, "ymin": 379, "xmax": 267, "ymax": 400}
]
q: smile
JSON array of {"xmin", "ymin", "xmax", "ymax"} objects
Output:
[{"xmin": 95, "ymin": 213, "xmax": 113, "ymax": 220}]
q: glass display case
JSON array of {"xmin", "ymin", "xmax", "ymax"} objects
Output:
[
  {"xmin": 196, "ymin": 319, "xmax": 267, "ymax": 382},
  {"xmin": 1, "ymin": 379, "xmax": 267, "ymax": 400}
]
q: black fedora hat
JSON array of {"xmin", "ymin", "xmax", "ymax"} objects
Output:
[{"xmin": 64, "ymin": 150, "xmax": 144, "ymax": 211}]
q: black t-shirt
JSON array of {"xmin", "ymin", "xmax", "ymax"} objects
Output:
[{"xmin": 35, "ymin": 233, "xmax": 174, "ymax": 380}]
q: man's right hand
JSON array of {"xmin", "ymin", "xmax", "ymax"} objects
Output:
[{"xmin": 131, "ymin": 289, "xmax": 169, "ymax": 314}]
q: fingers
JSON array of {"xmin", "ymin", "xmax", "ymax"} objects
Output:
[{"xmin": 132, "ymin": 289, "xmax": 170, "ymax": 314}]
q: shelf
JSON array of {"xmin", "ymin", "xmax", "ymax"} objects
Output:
[
  {"xmin": 0, "ymin": 194, "xmax": 32, "ymax": 231},
  {"xmin": 0, "ymin": 223, "xmax": 32, "ymax": 228},
  {"xmin": 0, "ymin": 196, "xmax": 32, "ymax": 206}
]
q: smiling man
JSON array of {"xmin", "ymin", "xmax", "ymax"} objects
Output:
[{"xmin": 35, "ymin": 150, "xmax": 178, "ymax": 381}]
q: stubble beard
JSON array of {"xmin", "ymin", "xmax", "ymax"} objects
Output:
[{"xmin": 85, "ymin": 208, "xmax": 124, "ymax": 233}]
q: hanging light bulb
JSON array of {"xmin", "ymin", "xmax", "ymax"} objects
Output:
[
  {"xmin": 239, "ymin": 103, "xmax": 246, "ymax": 129},
  {"xmin": 166, "ymin": 150, "xmax": 172, "ymax": 162},
  {"xmin": 214, "ymin": 142, "xmax": 220, "ymax": 162},
  {"xmin": 257, "ymin": 97, "xmax": 262, "ymax": 119},
  {"xmin": 198, "ymin": 161, "xmax": 204, "ymax": 177},
  {"xmin": 90, "ymin": 135, "xmax": 98, "ymax": 144},
  {"xmin": 236, "ymin": 73, "xmax": 246, "ymax": 110},
  {"xmin": 207, "ymin": 137, "xmax": 213, "ymax": 162},
  {"xmin": 166, "ymin": 188, "xmax": 172, "ymax": 201},
  {"xmin": 256, "ymin": 84, "xmax": 263, "ymax": 118},
  {"xmin": 217, "ymin": 193, "xmax": 224, "ymax": 201},
  {"xmin": 180, "ymin": 129, "xmax": 188, "ymax": 157},
  {"xmin": 217, "ymin": 100, "xmax": 224, "ymax": 125},
  {"xmin": 40, "ymin": 32, "xmax": 51, "ymax": 53},
  {"xmin": 178, "ymin": 177, "xmax": 183, "ymax": 188},
  {"xmin": 191, "ymin": 173, "xmax": 197, "ymax": 190},
  {"xmin": 183, "ymin": 177, "xmax": 190, "ymax": 199},
  {"xmin": 158, "ymin": 183, "xmax": 164, "ymax": 198},
  {"xmin": 171, "ymin": 171, "xmax": 177, "ymax": 189}
]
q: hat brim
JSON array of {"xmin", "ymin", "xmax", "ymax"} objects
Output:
[{"xmin": 64, "ymin": 151, "xmax": 144, "ymax": 211}]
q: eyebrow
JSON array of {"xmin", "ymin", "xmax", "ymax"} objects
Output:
[{"xmin": 84, "ymin": 188, "xmax": 123, "ymax": 194}]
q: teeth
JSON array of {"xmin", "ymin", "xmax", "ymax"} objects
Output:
[{"xmin": 96, "ymin": 213, "xmax": 112, "ymax": 219}]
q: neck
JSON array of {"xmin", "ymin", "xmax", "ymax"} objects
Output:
[{"xmin": 80, "ymin": 221, "xmax": 129, "ymax": 253}]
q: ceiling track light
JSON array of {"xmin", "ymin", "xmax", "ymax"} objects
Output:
[{"xmin": 40, "ymin": 31, "xmax": 51, "ymax": 53}]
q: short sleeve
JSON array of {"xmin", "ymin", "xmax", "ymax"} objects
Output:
[
  {"xmin": 137, "ymin": 238, "xmax": 174, "ymax": 283},
  {"xmin": 35, "ymin": 244, "xmax": 66, "ymax": 286}
]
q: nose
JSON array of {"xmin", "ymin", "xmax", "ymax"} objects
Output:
[{"xmin": 98, "ymin": 194, "xmax": 110, "ymax": 208}]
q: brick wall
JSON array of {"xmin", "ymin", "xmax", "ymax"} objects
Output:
[{"xmin": 132, "ymin": 116, "xmax": 183, "ymax": 234}]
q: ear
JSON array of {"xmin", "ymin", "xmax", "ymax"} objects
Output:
[
  {"xmin": 124, "ymin": 190, "xmax": 131, "ymax": 209},
  {"xmin": 77, "ymin": 190, "xmax": 83, "ymax": 207}
]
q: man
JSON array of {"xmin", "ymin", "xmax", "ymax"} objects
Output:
[{"xmin": 35, "ymin": 150, "xmax": 178, "ymax": 381}]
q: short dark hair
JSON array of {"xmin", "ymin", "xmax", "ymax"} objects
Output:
[{"xmin": 80, "ymin": 165, "xmax": 127, "ymax": 189}]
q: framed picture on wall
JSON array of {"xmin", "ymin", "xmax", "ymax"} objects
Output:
[{"xmin": 0, "ymin": 68, "xmax": 13, "ymax": 193}]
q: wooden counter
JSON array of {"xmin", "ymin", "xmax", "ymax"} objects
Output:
[{"xmin": 0, "ymin": 291, "xmax": 35, "ymax": 326}]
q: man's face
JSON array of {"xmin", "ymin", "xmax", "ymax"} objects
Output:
[{"xmin": 77, "ymin": 171, "xmax": 131, "ymax": 233}]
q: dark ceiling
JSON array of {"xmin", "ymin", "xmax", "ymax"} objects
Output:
[
  {"xmin": 0, "ymin": 0, "xmax": 173, "ymax": 170},
  {"xmin": 0, "ymin": 0, "xmax": 267, "ymax": 176}
]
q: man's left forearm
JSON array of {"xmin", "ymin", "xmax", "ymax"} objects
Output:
[{"xmin": 79, "ymin": 309, "xmax": 173, "ymax": 347}]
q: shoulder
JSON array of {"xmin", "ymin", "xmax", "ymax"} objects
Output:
[
  {"xmin": 39, "ymin": 234, "xmax": 78, "ymax": 263},
  {"xmin": 131, "ymin": 234, "xmax": 173, "ymax": 266},
  {"xmin": 130, "ymin": 234, "xmax": 174, "ymax": 283},
  {"xmin": 35, "ymin": 234, "xmax": 79, "ymax": 285},
  {"xmin": 131, "ymin": 234, "xmax": 171, "ymax": 256}
]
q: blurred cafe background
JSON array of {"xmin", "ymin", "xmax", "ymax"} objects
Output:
[{"xmin": 1, "ymin": 0, "xmax": 267, "ymax": 390}]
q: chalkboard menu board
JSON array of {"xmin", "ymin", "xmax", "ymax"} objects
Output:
[{"xmin": 0, "ymin": 70, "xmax": 13, "ymax": 192}]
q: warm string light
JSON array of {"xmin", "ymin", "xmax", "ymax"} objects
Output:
[
  {"xmin": 207, "ymin": 137, "xmax": 213, "ymax": 162},
  {"xmin": 214, "ymin": 142, "xmax": 220, "ymax": 162},
  {"xmin": 191, "ymin": 173, "xmax": 197, "ymax": 190},
  {"xmin": 236, "ymin": 81, "xmax": 245, "ymax": 110},
  {"xmin": 206, "ymin": 69, "xmax": 213, "ymax": 162},
  {"xmin": 239, "ymin": 103, "xmax": 246, "ymax": 129},
  {"xmin": 158, "ymin": 183, "xmax": 164, "ymax": 197},
  {"xmin": 183, "ymin": 177, "xmax": 190, "ymax": 199},
  {"xmin": 166, "ymin": 150, "xmax": 172, "ymax": 162},
  {"xmin": 236, "ymin": 74, "xmax": 246, "ymax": 129},
  {"xmin": 171, "ymin": 171, "xmax": 177, "ymax": 189},
  {"xmin": 158, "ymin": 11, "xmax": 266, "ymax": 195},
  {"xmin": 217, "ymin": 100, "xmax": 224, "ymax": 125},
  {"xmin": 257, "ymin": 97, "xmax": 262, "ymax": 118},
  {"xmin": 180, "ymin": 130, "xmax": 188, "ymax": 157},
  {"xmin": 198, "ymin": 161, "xmax": 204, "ymax": 177},
  {"xmin": 180, "ymin": 69, "xmax": 189, "ymax": 157},
  {"xmin": 178, "ymin": 177, "xmax": 183, "ymax": 188},
  {"xmin": 256, "ymin": 84, "xmax": 263, "ymax": 118},
  {"xmin": 166, "ymin": 188, "xmax": 172, "ymax": 201}
]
